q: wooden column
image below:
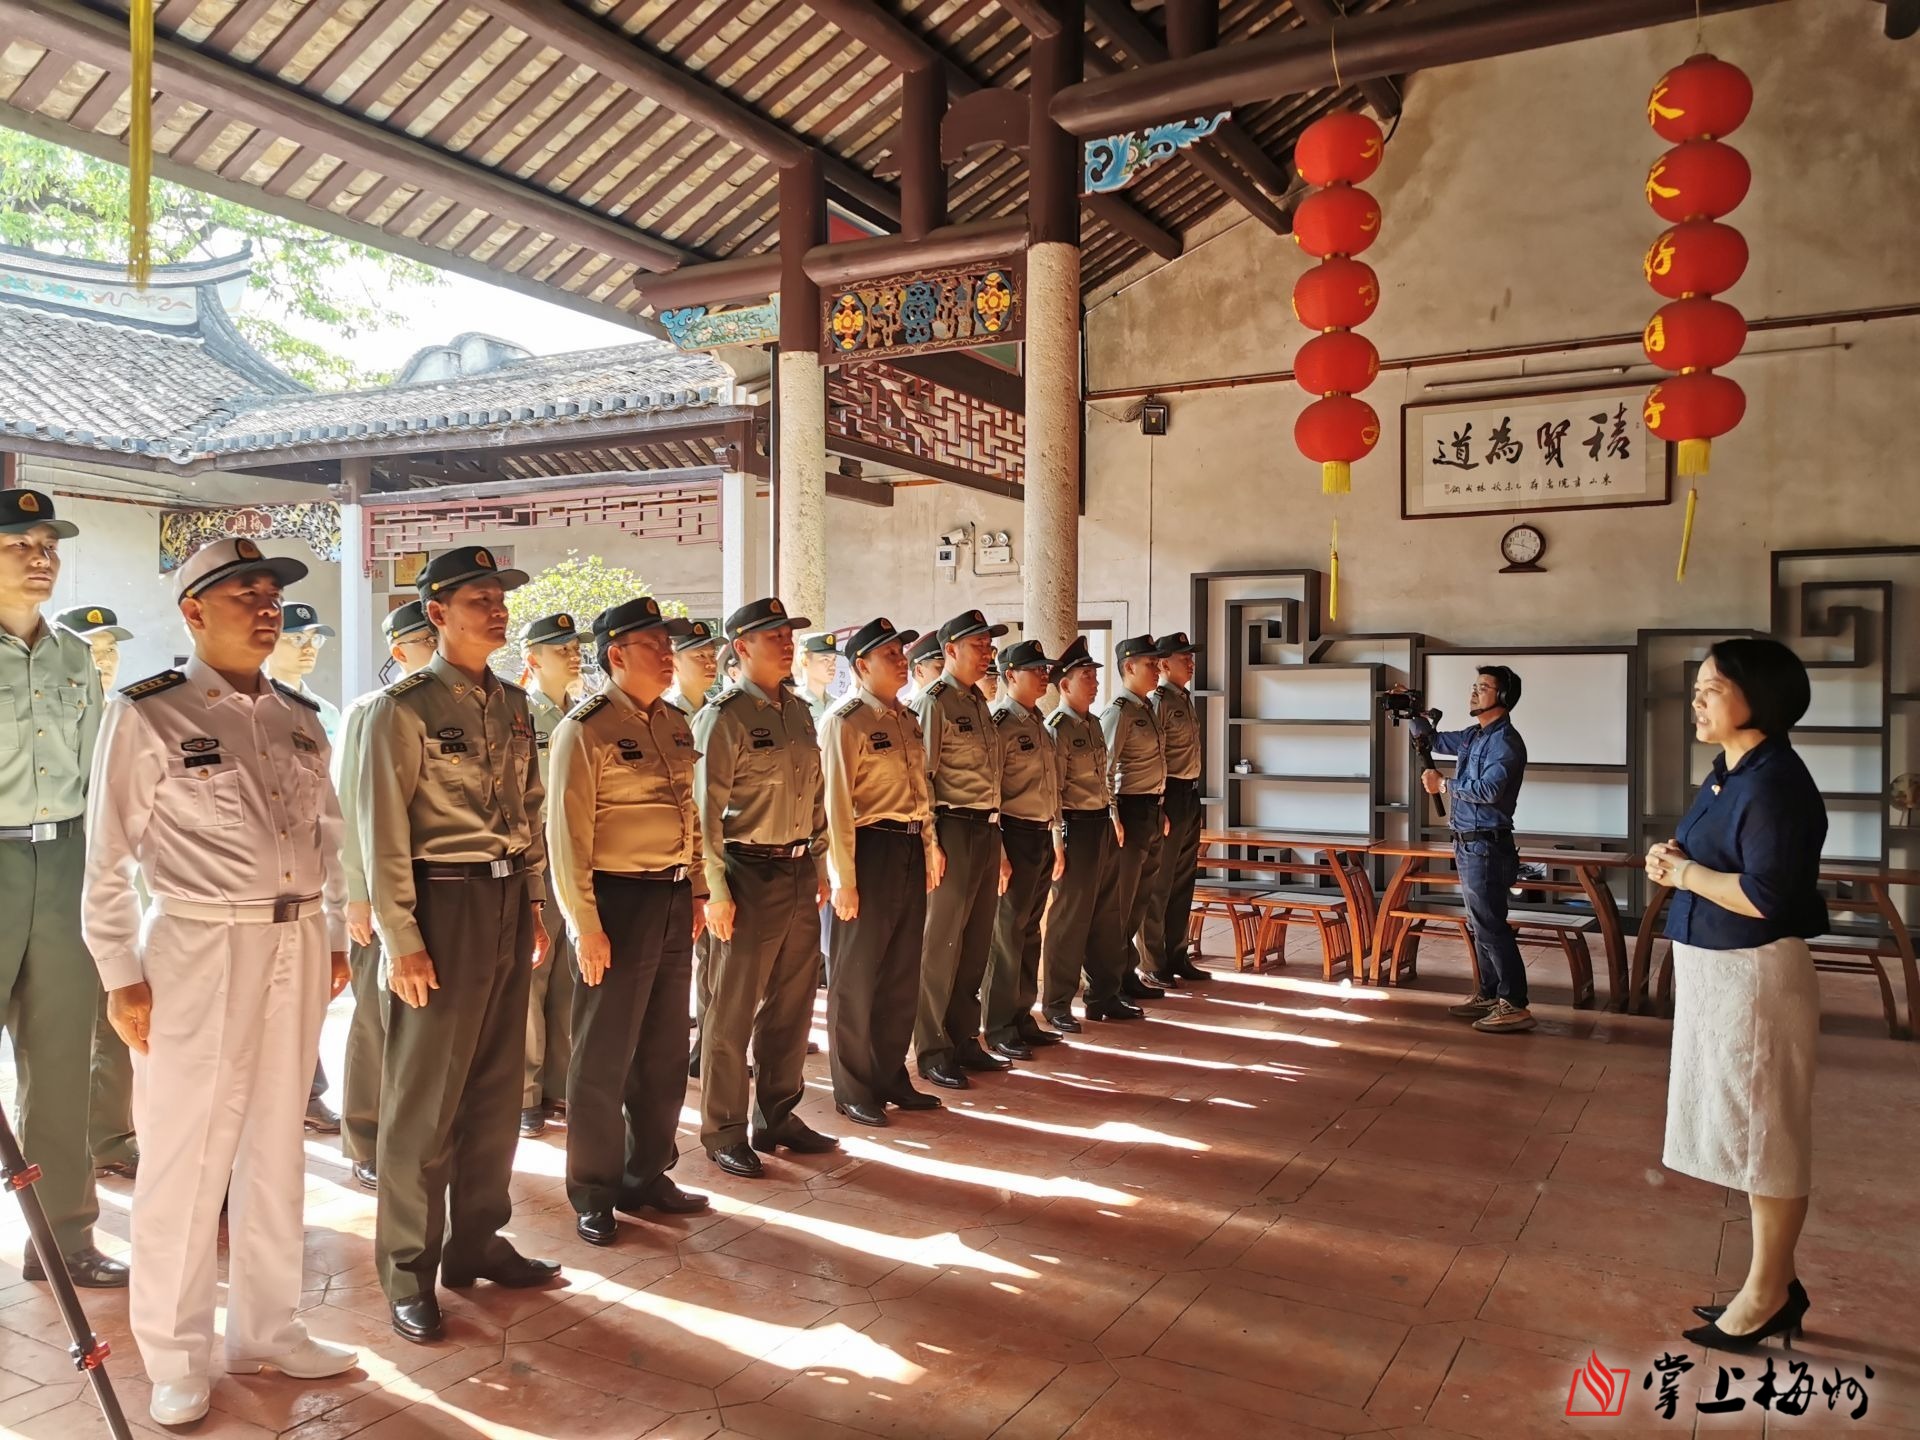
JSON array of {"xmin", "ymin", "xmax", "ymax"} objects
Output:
[
  {"xmin": 1022, "ymin": 0, "xmax": 1084, "ymax": 660},
  {"xmin": 336, "ymin": 456, "xmax": 376, "ymax": 701},
  {"xmin": 777, "ymin": 153, "xmax": 828, "ymax": 621},
  {"xmin": 900, "ymin": 65, "xmax": 948, "ymax": 241}
]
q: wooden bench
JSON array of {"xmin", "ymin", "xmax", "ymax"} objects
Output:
[
  {"xmin": 1384, "ymin": 903, "xmax": 1599, "ymax": 1008},
  {"xmin": 1648, "ymin": 932, "xmax": 1907, "ymax": 1038},
  {"xmin": 1244, "ymin": 887, "xmax": 1355, "ymax": 981},
  {"xmin": 1189, "ymin": 880, "xmax": 1278, "ymax": 970}
]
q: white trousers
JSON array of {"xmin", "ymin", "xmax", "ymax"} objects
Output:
[{"xmin": 129, "ymin": 910, "xmax": 328, "ymax": 1383}]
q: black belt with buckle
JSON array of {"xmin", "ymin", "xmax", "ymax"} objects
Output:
[
  {"xmin": 1062, "ymin": 808, "xmax": 1109, "ymax": 822},
  {"xmin": 1453, "ymin": 828, "xmax": 1514, "ymax": 845},
  {"xmin": 415, "ymin": 852, "xmax": 529, "ymax": 880},
  {"xmin": 596, "ymin": 866, "xmax": 690, "ymax": 883},
  {"xmin": 861, "ymin": 819, "xmax": 924, "ymax": 836},
  {"xmin": 935, "ymin": 806, "xmax": 998, "ymax": 824},
  {"xmin": 1115, "ymin": 793, "xmax": 1163, "ymax": 811},
  {"xmin": 1164, "ymin": 775, "xmax": 1200, "ymax": 791},
  {"xmin": 1000, "ymin": 814, "xmax": 1052, "ymax": 833},
  {"xmin": 726, "ymin": 841, "xmax": 811, "ymax": 861},
  {"xmin": 0, "ymin": 818, "xmax": 74, "ymax": 844}
]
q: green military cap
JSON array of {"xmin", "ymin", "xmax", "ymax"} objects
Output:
[
  {"xmin": 175, "ymin": 536, "xmax": 308, "ymax": 601},
  {"xmin": 54, "ymin": 605, "xmax": 133, "ymax": 641},
  {"xmin": 1050, "ymin": 636, "xmax": 1098, "ymax": 684},
  {"xmin": 938, "ymin": 608, "xmax": 1009, "ymax": 644},
  {"xmin": 592, "ymin": 596, "xmax": 667, "ymax": 643},
  {"xmin": 998, "ymin": 639, "xmax": 1053, "ymax": 674},
  {"xmin": 0, "ymin": 488, "xmax": 78, "ymax": 538},
  {"xmin": 907, "ymin": 631, "xmax": 944, "ymax": 666},
  {"xmin": 282, "ymin": 601, "xmax": 336, "ymax": 637},
  {"xmin": 673, "ymin": 618, "xmax": 719, "ymax": 652},
  {"xmin": 1156, "ymin": 631, "xmax": 1200, "ymax": 655},
  {"xmin": 802, "ymin": 632, "xmax": 839, "ymax": 655},
  {"xmin": 1114, "ymin": 634, "xmax": 1166, "ymax": 664},
  {"xmin": 417, "ymin": 544, "xmax": 528, "ymax": 599},
  {"xmin": 725, "ymin": 596, "xmax": 810, "ymax": 639},
  {"xmin": 847, "ymin": 616, "xmax": 910, "ymax": 659},
  {"xmin": 383, "ymin": 600, "xmax": 432, "ymax": 642},
  {"xmin": 523, "ymin": 612, "xmax": 579, "ymax": 647}
]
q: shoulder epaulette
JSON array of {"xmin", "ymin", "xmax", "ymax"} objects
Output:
[
  {"xmin": 272, "ymin": 679, "xmax": 322, "ymax": 712},
  {"xmin": 121, "ymin": 669, "xmax": 186, "ymax": 702},
  {"xmin": 830, "ymin": 693, "xmax": 864, "ymax": 721},
  {"xmin": 715, "ymin": 686, "xmax": 752, "ymax": 710},
  {"xmin": 992, "ymin": 703, "xmax": 1016, "ymax": 726},
  {"xmin": 385, "ymin": 671, "xmax": 433, "ymax": 698},
  {"xmin": 1045, "ymin": 705, "xmax": 1071, "ymax": 728},
  {"xmin": 925, "ymin": 676, "xmax": 952, "ymax": 697},
  {"xmin": 568, "ymin": 693, "xmax": 611, "ymax": 724}
]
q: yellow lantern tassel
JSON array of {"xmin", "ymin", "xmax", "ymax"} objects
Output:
[
  {"xmin": 1329, "ymin": 517, "xmax": 1340, "ymax": 622},
  {"xmin": 1675, "ymin": 437, "xmax": 1711, "ymax": 477},
  {"xmin": 127, "ymin": 0, "xmax": 155, "ymax": 289},
  {"xmin": 1322, "ymin": 459, "xmax": 1351, "ymax": 495},
  {"xmin": 1675, "ymin": 485, "xmax": 1697, "ymax": 582}
]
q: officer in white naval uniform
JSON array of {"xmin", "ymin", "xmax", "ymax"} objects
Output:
[{"xmin": 84, "ymin": 538, "xmax": 358, "ymax": 1427}]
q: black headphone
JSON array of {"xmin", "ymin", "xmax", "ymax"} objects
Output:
[{"xmin": 1478, "ymin": 665, "xmax": 1522, "ymax": 711}]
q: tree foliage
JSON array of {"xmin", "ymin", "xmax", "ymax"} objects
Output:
[
  {"xmin": 0, "ymin": 131, "xmax": 438, "ymax": 388},
  {"xmin": 495, "ymin": 550, "xmax": 688, "ymax": 684}
]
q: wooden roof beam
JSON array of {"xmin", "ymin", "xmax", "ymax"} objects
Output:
[{"xmin": 1286, "ymin": 0, "xmax": 1405, "ymax": 120}]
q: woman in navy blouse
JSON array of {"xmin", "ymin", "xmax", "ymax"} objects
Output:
[{"xmin": 1645, "ymin": 637, "xmax": 1826, "ymax": 1350}]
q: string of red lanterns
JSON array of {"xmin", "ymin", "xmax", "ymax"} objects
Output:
[{"xmin": 1640, "ymin": 53, "xmax": 1754, "ymax": 579}]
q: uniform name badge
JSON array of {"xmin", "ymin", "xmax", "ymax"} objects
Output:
[{"xmin": 291, "ymin": 730, "xmax": 319, "ymax": 755}]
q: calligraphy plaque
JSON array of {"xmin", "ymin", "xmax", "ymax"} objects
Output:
[
  {"xmin": 820, "ymin": 260, "xmax": 1024, "ymax": 363},
  {"xmin": 1400, "ymin": 384, "xmax": 1673, "ymax": 520}
]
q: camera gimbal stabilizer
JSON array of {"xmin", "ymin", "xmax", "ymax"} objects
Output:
[{"xmin": 1379, "ymin": 689, "xmax": 1447, "ymax": 820}]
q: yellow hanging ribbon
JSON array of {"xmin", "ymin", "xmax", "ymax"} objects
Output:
[
  {"xmin": 1329, "ymin": 516, "xmax": 1340, "ymax": 622},
  {"xmin": 1675, "ymin": 485, "xmax": 1697, "ymax": 582},
  {"xmin": 127, "ymin": 0, "xmax": 155, "ymax": 289}
]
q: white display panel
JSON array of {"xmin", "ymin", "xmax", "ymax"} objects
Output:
[{"xmin": 1424, "ymin": 650, "xmax": 1630, "ymax": 766}]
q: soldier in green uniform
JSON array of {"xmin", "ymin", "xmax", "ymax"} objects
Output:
[
  {"xmin": 982, "ymin": 641, "xmax": 1063, "ymax": 1058},
  {"xmin": 692, "ymin": 598, "xmax": 837, "ymax": 1177},
  {"xmin": 1141, "ymin": 633, "xmax": 1210, "ymax": 985},
  {"xmin": 0, "ymin": 489, "xmax": 123, "ymax": 1287},
  {"xmin": 518, "ymin": 611, "xmax": 581, "ymax": 1137},
  {"xmin": 360, "ymin": 545, "xmax": 558, "ymax": 1345},
  {"xmin": 335, "ymin": 600, "xmax": 437, "ymax": 1192},
  {"xmin": 666, "ymin": 619, "xmax": 720, "ymax": 1075},
  {"xmin": 57, "ymin": 604, "xmax": 141, "ymax": 1181},
  {"xmin": 1099, "ymin": 635, "xmax": 1172, "ymax": 1013},
  {"xmin": 904, "ymin": 629, "xmax": 943, "ymax": 706},
  {"xmin": 914, "ymin": 610, "xmax": 1009, "ymax": 1089},
  {"xmin": 1040, "ymin": 638, "xmax": 1125, "ymax": 1030},
  {"xmin": 799, "ymin": 631, "xmax": 839, "ymax": 722},
  {"xmin": 548, "ymin": 597, "xmax": 710, "ymax": 1247},
  {"xmin": 819, "ymin": 617, "xmax": 943, "ymax": 1127}
]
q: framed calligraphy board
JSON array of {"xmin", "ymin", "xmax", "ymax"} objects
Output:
[{"xmin": 1400, "ymin": 384, "xmax": 1673, "ymax": 520}]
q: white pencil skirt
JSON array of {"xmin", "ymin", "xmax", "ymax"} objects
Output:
[{"xmin": 1663, "ymin": 937, "xmax": 1819, "ymax": 1199}]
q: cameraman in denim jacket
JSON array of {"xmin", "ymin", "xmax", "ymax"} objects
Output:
[{"xmin": 1408, "ymin": 667, "xmax": 1532, "ymax": 1033}]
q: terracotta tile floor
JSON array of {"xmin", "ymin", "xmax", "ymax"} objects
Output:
[{"xmin": 3, "ymin": 925, "xmax": 1918, "ymax": 1439}]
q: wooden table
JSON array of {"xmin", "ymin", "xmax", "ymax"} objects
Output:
[
  {"xmin": 1195, "ymin": 833, "xmax": 1377, "ymax": 975},
  {"xmin": 1366, "ymin": 843, "xmax": 1640, "ymax": 1010},
  {"xmin": 1630, "ymin": 864, "xmax": 1920, "ymax": 1037}
]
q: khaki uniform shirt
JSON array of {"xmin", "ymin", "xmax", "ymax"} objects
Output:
[
  {"xmin": 547, "ymin": 681, "xmax": 704, "ymax": 942},
  {"xmin": 991, "ymin": 694, "xmax": 1059, "ymax": 824},
  {"xmin": 1152, "ymin": 680, "xmax": 1202, "ymax": 781},
  {"xmin": 527, "ymin": 687, "xmax": 569, "ymax": 789},
  {"xmin": 1047, "ymin": 703, "xmax": 1111, "ymax": 817},
  {"xmin": 83, "ymin": 658, "xmax": 347, "ymax": 989},
  {"xmin": 915, "ymin": 673, "xmax": 1002, "ymax": 811},
  {"xmin": 0, "ymin": 619, "xmax": 101, "ymax": 827},
  {"xmin": 806, "ymin": 687, "xmax": 833, "ymax": 725},
  {"xmin": 1102, "ymin": 688, "xmax": 1167, "ymax": 797},
  {"xmin": 333, "ymin": 690, "xmax": 380, "ymax": 904},
  {"xmin": 358, "ymin": 653, "xmax": 547, "ymax": 957},
  {"xmin": 692, "ymin": 678, "xmax": 827, "ymax": 904},
  {"xmin": 819, "ymin": 685, "xmax": 936, "ymax": 888}
]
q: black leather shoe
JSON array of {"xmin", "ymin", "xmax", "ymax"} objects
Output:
[
  {"xmin": 351, "ymin": 1160, "xmax": 378, "ymax": 1192},
  {"xmin": 886, "ymin": 1087, "xmax": 942, "ymax": 1111},
  {"xmin": 1168, "ymin": 957, "xmax": 1211, "ymax": 982},
  {"xmin": 623, "ymin": 1177, "xmax": 711, "ymax": 1215},
  {"xmin": 752, "ymin": 1119, "xmax": 840, "ymax": 1155},
  {"xmin": 576, "ymin": 1210, "xmax": 617, "ymax": 1247},
  {"xmin": 1143, "ymin": 971, "xmax": 1182, "ymax": 989},
  {"xmin": 1695, "ymin": 1279, "xmax": 1809, "ymax": 1324},
  {"xmin": 1121, "ymin": 972, "xmax": 1165, "ymax": 1000},
  {"xmin": 955, "ymin": 1042, "xmax": 1010, "ymax": 1072},
  {"xmin": 806, "ymin": 1039, "xmax": 821, "ymax": 1054},
  {"xmin": 519, "ymin": 1107, "xmax": 547, "ymax": 1138},
  {"xmin": 708, "ymin": 1142, "xmax": 764, "ymax": 1177},
  {"xmin": 1044, "ymin": 1009, "xmax": 1082, "ymax": 1034},
  {"xmin": 391, "ymin": 1295, "xmax": 443, "ymax": 1344},
  {"xmin": 1016, "ymin": 1021, "xmax": 1062, "ymax": 1046},
  {"xmin": 835, "ymin": 1102, "xmax": 889, "ymax": 1128},
  {"xmin": 94, "ymin": 1154, "xmax": 139, "ymax": 1180},
  {"xmin": 304, "ymin": 1098, "xmax": 342, "ymax": 1134},
  {"xmin": 23, "ymin": 1246, "xmax": 129, "ymax": 1288},
  {"xmin": 1087, "ymin": 998, "xmax": 1145, "ymax": 1021},
  {"xmin": 922, "ymin": 1062, "xmax": 970, "ymax": 1090},
  {"xmin": 442, "ymin": 1250, "xmax": 560, "ymax": 1288},
  {"xmin": 987, "ymin": 1038, "xmax": 1034, "ymax": 1061}
]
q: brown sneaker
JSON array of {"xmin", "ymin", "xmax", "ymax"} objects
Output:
[
  {"xmin": 1473, "ymin": 999, "xmax": 1537, "ymax": 1033},
  {"xmin": 1447, "ymin": 992, "xmax": 1497, "ymax": 1019}
]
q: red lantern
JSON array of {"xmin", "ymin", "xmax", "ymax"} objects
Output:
[
  {"xmin": 1294, "ymin": 111, "xmax": 1384, "ymax": 186},
  {"xmin": 1292, "ymin": 186, "xmax": 1381, "ymax": 258},
  {"xmin": 1292, "ymin": 257, "xmax": 1379, "ymax": 331},
  {"xmin": 1643, "ymin": 298, "xmax": 1747, "ymax": 372},
  {"xmin": 1644, "ymin": 373, "xmax": 1746, "ymax": 476},
  {"xmin": 1648, "ymin": 53, "xmax": 1753, "ymax": 142},
  {"xmin": 1645, "ymin": 219, "xmax": 1749, "ymax": 298},
  {"xmin": 1295, "ymin": 395, "xmax": 1381, "ymax": 493},
  {"xmin": 1645, "ymin": 139, "xmax": 1751, "ymax": 222},
  {"xmin": 1295, "ymin": 331, "xmax": 1380, "ymax": 397}
]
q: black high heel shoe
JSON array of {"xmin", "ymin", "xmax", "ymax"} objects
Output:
[
  {"xmin": 1693, "ymin": 1277, "xmax": 1809, "ymax": 1323},
  {"xmin": 1683, "ymin": 1289, "xmax": 1810, "ymax": 1351}
]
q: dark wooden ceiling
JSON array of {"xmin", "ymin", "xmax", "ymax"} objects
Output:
[{"xmin": 0, "ymin": 0, "xmax": 1407, "ymax": 321}]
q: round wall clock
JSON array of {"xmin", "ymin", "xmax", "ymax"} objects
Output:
[{"xmin": 1500, "ymin": 523, "xmax": 1546, "ymax": 573}]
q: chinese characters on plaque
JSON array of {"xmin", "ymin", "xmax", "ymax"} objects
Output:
[{"xmin": 1400, "ymin": 386, "xmax": 1673, "ymax": 519}]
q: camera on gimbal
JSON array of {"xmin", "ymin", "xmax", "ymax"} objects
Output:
[{"xmin": 1378, "ymin": 687, "xmax": 1440, "ymax": 728}]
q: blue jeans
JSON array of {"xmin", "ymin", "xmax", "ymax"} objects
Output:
[{"xmin": 1456, "ymin": 835, "xmax": 1527, "ymax": 1008}]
